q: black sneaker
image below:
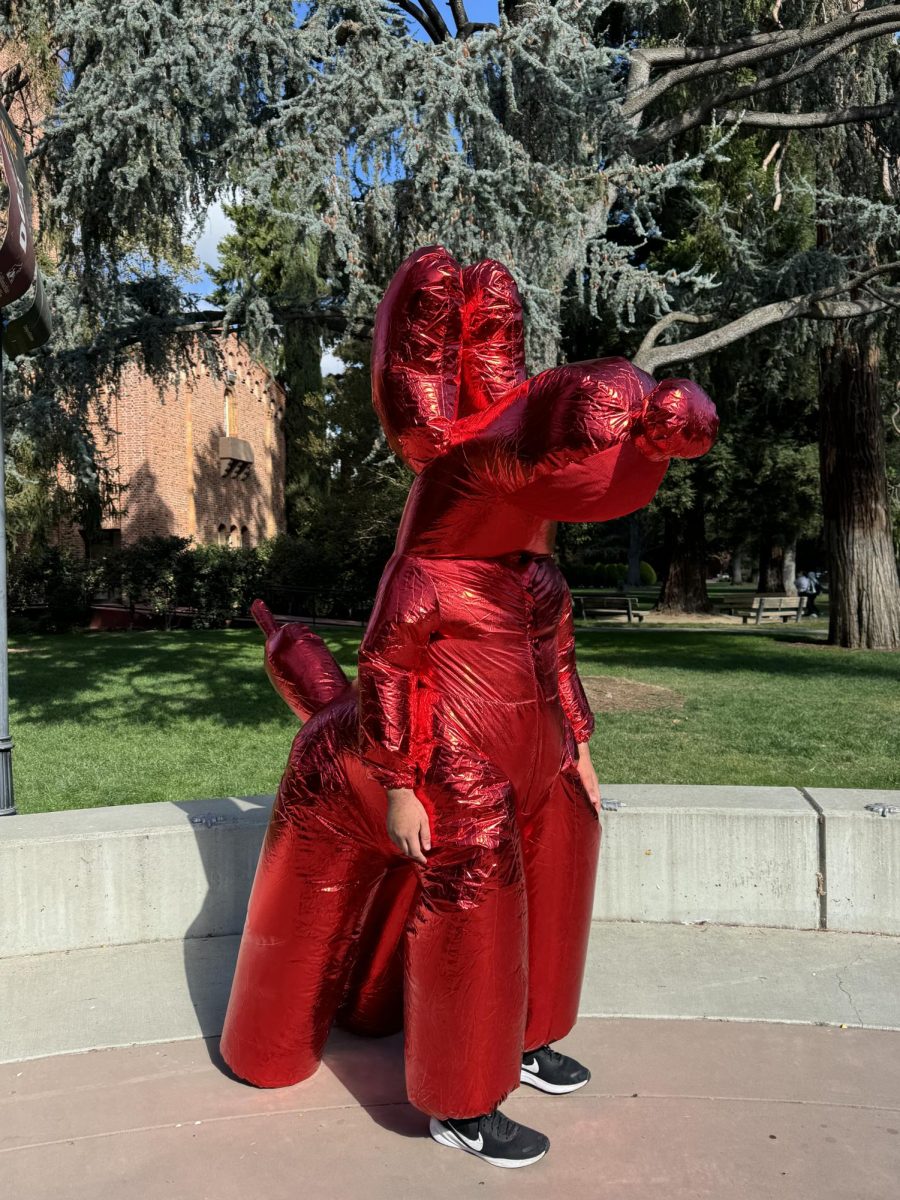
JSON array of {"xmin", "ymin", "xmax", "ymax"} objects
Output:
[
  {"xmin": 520, "ymin": 1043, "xmax": 591, "ymax": 1094},
  {"xmin": 429, "ymin": 1108, "xmax": 550, "ymax": 1169}
]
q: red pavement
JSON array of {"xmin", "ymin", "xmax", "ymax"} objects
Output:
[{"xmin": 2, "ymin": 1018, "xmax": 899, "ymax": 1200}]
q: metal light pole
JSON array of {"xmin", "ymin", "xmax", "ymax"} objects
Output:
[
  {"xmin": 0, "ymin": 106, "xmax": 53, "ymax": 815},
  {"xmin": 0, "ymin": 333, "xmax": 12, "ymax": 814}
]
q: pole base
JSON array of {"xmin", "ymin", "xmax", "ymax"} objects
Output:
[{"xmin": 0, "ymin": 741, "xmax": 15, "ymax": 815}]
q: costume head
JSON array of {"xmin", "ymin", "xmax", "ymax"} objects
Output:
[{"xmin": 372, "ymin": 246, "xmax": 718, "ymax": 557}]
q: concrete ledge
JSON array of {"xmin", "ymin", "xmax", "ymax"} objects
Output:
[
  {"xmin": 1, "ymin": 786, "xmax": 898, "ymax": 958},
  {"xmin": 808, "ymin": 788, "xmax": 900, "ymax": 935},
  {"xmin": 0, "ymin": 796, "xmax": 273, "ymax": 957},
  {"xmin": 596, "ymin": 785, "xmax": 819, "ymax": 928}
]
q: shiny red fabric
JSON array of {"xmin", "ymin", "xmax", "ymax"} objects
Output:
[{"xmin": 221, "ymin": 247, "xmax": 717, "ymax": 1119}]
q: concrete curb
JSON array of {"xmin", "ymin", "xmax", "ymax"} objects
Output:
[{"xmin": 1, "ymin": 786, "xmax": 898, "ymax": 958}]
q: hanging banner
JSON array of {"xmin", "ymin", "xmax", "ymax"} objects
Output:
[
  {"xmin": 0, "ymin": 104, "xmax": 36, "ymax": 308},
  {"xmin": 3, "ymin": 269, "xmax": 51, "ymax": 358}
]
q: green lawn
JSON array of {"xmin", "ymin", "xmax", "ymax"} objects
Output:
[{"xmin": 8, "ymin": 624, "xmax": 899, "ymax": 814}]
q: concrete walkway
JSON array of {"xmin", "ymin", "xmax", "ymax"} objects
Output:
[
  {"xmin": 4, "ymin": 921, "xmax": 900, "ymax": 1064},
  {"xmin": 3, "ymin": 1018, "xmax": 899, "ymax": 1200}
]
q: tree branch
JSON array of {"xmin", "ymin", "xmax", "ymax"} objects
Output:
[
  {"xmin": 629, "ymin": 21, "xmax": 896, "ymax": 139},
  {"xmin": 636, "ymin": 311, "xmax": 713, "ymax": 364},
  {"xmin": 634, "ymin": 5, "xmax": 900, "ymax": 72},
  {"xmin": 634, "ymin": 264, "xmax": 900, "ymax": 373},
  {"xmin": 391, "ymin": 0, "xmax": 450, "ymax": 43},
  {"xmin": 448, "ymin": 0, "xmax": 471, "ymax": 35},
  {"xmin": 636, "ymin": 99, "xmax": 899, "ymax": 152},
  {"xmin": 624, "ymin": 6, "xmax": 900, "ymax": 121}
]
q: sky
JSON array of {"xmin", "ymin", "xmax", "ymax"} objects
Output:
[
  {"xmin": 447, "ymin": 1, "xmax": 499, "ymax": 21},
  {"xmin": 192, "ymin": 200, "xmax": 232, "ymax": 298}
]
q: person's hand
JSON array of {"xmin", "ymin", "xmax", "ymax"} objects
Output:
[
  {"xmin": 576, "ymin": 742, "xmax": 601, "ymax": 814},
  {"xmin": 386, "ymin": 788, "xmax": 432, "ymax": 865}
]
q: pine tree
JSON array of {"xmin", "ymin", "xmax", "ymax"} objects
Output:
[
  {"xmin": 3, "ymin": 2, "xmax": 899, "ymax": 638},
  {"xmin": 209, "ymin": 208, "xmax": 329, "ymax": 535}
]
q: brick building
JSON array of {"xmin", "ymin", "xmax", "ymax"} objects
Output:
[
  {"xmin": 66, "ymin": 335, "xmax": 287, "ymax": 555},
  {"xmin": 1, "ymin": 49, "xmax": 289, "ymax": 556}
]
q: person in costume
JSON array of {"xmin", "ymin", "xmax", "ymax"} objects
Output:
[{"xmin": 220, "ymin": 246, "xmax": 717, "ymax": 1169}]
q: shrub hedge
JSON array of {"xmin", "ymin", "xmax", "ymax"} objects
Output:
[
  {"xmin": 563, "ymin": 561, "xmax": 658, "ymax": 588},
  {"xmin": 9, "ymin": 538, "xmax": 661, "ymax": 631}
]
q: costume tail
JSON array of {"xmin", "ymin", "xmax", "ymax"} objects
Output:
[{"xmin": 251, "ymin": 598, "xmax": 353, "ymax": 722}]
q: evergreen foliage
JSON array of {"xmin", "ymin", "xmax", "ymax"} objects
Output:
[{"xmin": 2, "ymin": 1, "xmax": 898, "ymax": 637}]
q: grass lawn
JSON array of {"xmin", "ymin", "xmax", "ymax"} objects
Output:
[{"xmin": 8, "ymin": 624, "xmax": 899, "ymax": 814}]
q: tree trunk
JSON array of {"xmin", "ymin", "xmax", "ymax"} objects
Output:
[
  {"xmin": 656, "ymin": 493, "xmax": 712, "ymax": 613},
  {"xmin": 757, "ymin": 540, "xmax": 786, "ymax": 593},
  {"xmin": 731, "ymin": 545, "xmax": 745, "ymax": 584},
  {"xmin": 626, "ymin": 513, "xmax": 642, "ymax": 587},
  {"xmin": 819, "ymin": 330, "xmax": 900, "ymax": 650},
  {"xmin": 783, "ymin": 539, "xmax": 797, "ymax": 596}
]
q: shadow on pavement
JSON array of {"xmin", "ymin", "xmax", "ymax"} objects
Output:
[{"xmin": 173, "ymin": 793, "xmax": 426, "ymax": 1138}]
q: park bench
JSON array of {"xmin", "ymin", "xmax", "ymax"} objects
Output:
[
  {"xmin": 716, "ymin": 595, "xmax": 804, "ymax": 624},
  {"xmin": 574, "ymin": 594, "xmax": 644, "ymax": 625}
]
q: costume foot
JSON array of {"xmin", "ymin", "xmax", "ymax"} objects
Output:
[
  {"xmin": 429, "ymin": 1109, "xmax": 549, "ymax": 1169},
  {"xmin": 520, "ymin": 1043, "xmax": 591, "ymax": 1094}
]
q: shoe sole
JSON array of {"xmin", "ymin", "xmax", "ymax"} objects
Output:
[
  {"xmin": 519, "ymin": 1068, "xmax": 591, "ymax": 1094},
  {"xmin": 429, "ymin": 1117, "xmax": 548, "ymax": 1169}
]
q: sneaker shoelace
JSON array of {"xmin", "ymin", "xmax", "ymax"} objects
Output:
[
  {"xmin": 537, "ymin": 1043, "xmax": 566, "ymax": 1067},
  {"xmin": 484, "ymin": 1108, "xmax": 518, "ymax": 1141}
]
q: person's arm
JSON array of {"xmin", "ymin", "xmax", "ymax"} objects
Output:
[
  {"xmin": 557, "ymin": 590, "xmax": 595, "ymax": 745},
  {"xmin": 358, "ymin": 558, "xmax": 440, "ymax": 862},
  {"xmin": 556, "ymin": 590, "xmax": 601, "ymax": 812}
]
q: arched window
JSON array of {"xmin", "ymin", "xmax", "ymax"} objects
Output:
[
  {"xmin": 216, "ymin": 524, "xmax": 227, "ymax": 547},
  {"xmin": 228, "ymin": 525, "xmax": 238, "ymax": 547},
  {"xmin": 240, "ymin": 525, "xmax": 251, "ymax": 549}
]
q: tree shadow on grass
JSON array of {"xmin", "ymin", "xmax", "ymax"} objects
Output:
[
  {"xmin": 6, "ymin": 624, "xmax": 364, "ymax": 732},
  {"xmin": 573, "ymin": 629, "xmax": 900, "ymax": 684}
]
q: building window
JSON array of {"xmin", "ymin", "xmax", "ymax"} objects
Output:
[
  {"xmin": 228, "ymin": 524, "xmax": 238, "ymax": 547},
  {"xmin": 217, "ymin": 524, "xmax": 227, "ymax": 546},
  {"xmin": 82, "ymin": 528, "xmax": 122, "ymax": 562},
  {"xmin": 241, "ymin": 525, "xmax": 251, "ymax": 549}
]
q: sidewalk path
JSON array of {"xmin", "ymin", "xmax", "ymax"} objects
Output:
[
  {"xmin": 3, "ymin": 923, "xmax": 899, "ymax": 1064},
  {"xmin": 3, "ymin": 1018, "xmax": 898, "ymax": 1200}
]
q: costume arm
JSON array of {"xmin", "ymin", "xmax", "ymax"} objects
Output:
[
  {"xmin": 557, "ymin": 590, "xmax": 595, "ymax": 744},
  {"xmin": 358, "ymin": 558, "xmax": 440, "ymax": 790}
]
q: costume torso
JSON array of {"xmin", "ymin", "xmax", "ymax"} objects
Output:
[{"xmin": 375, "ymin": 551, "xmax": 574, "ymax": 811}]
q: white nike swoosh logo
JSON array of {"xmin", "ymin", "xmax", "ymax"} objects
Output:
[
  {"xmin": 455, "ymin": 1129, "xmax": 484, "ymax": 1151},
  {"xmin": 522, "ymin": 1058, "xmax": 541, "ymax": 1074}
]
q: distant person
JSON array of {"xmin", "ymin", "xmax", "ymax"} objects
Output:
[
  {"xmin": 806, "ymin": 570, "xmax": 823, "ymax": 617},
  {"xmin": 796, "ymin": 571, "xmax": 817, "ymax": 617}
]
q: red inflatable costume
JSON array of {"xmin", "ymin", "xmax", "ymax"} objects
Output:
[{"xmin": 220, "ymin": 247, "xmax": 717, "ymax": 1120}]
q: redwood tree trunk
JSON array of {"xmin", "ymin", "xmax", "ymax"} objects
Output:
[
  {"xmin": 731, "ymin": 545, "xmax": 745, "ymax": 585},
  {"xmin": 819, "ymin": 331, "xmax": 900, "ymax": 650},
  {"xmin": 656, "ymin": 493, "xmax": 712, "ymax": 613}
]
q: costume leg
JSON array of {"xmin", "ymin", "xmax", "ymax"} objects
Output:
[
  {"xmin": 403, "ymin": 745, "xmax": 528, "ymax": 1120},
  {"xmin": 521, "ymin": 763, "xmax": 601, "ymax": 1052},
  {"xmin": 336, "ymin": 862, "xmax": 418, "ymax": 1037},
  {"xmin": 220, "ymin": 800, "xmax": 389, "ymax": 1088}
]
